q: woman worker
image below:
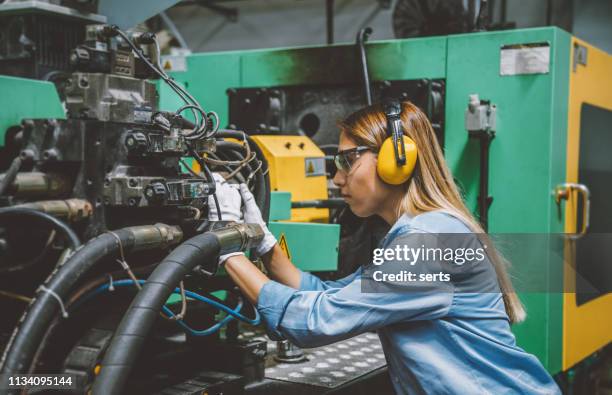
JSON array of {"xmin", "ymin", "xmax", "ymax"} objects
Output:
[{"xmin": 210, "ymin": 101, "xmax": 560, "ymax": 394}]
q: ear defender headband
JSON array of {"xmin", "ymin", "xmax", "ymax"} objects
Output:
[{"xmin": 376, "ymin": 100, "xmax": 418, "ymax": 185}]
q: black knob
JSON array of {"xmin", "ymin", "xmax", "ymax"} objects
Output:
[
  {"xmin": 125, "ymin": 132, "xmax": 148, "ymax": 154},
  {"xmin": 144, "ymin": 182, "xmax": 167, "ymax": 204}
]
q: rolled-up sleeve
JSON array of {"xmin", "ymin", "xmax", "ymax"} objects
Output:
[{"xmin": 257, "ymin": 274, "xmax": 453, "ymax": 348}]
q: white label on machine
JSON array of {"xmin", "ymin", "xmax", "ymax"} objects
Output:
[
  {"xmin": 500, "ymin": 42, "xmax": 550, "ymax": 76},
  {"xmin": 305, "ymin": 157, "xmax": 325, "ymax": 177},
  {"xmin": 161, "ymin": 55, "xmax": 187, "ymax": 72}
]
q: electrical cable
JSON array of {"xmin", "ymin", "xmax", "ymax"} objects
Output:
[
  {"xmin": 188, "ymin": 147, "xmax": 222, "ymax": 221},
  {"xmin": 0, "ymin": 230, "xmax": 56, "ymax": 274},
  {"xmin": 111, "ymin": 27, "xmax": 211, "ymax": 138},
  {"xmin": 0, "ymin": 208, "xmax": 80, "ymax": 250},
  {"xmin": 74, "ymin": 279, "xmax": 260, "ymax": 329}
]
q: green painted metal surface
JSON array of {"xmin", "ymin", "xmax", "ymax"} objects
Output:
[
  {"xmin": 0, "ymin": 76, "xmax": 65, "ymax": 147},
  {"xmin": 269, "ymin": 191, "xmax": 291, "ymax": 221},
  {"xmin": 444, "ymin": 27, "xmax": 570, "ymax": 374},
  {"xmin": 160, "ymin": 27, "xmax": 575, "ymax": 373},
  {"xmin": 268, "ymin": 221, "xmax": 339, "ymax": 272}
]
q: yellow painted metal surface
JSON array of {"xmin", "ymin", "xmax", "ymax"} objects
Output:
[
  {"xmin": 563, "ymin": 37, "xmax": 612, "ymax": 370},
  {"xmin": 251, "ymin": 135, "xmax": 329, "ymax": 222}
]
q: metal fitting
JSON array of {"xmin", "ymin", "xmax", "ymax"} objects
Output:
[
  {"xmin": 0, "ymin": 172, "xmax": 71, "ymax": 198},
  {"xmin": 128, "ymin": 224, "xmax": 184, "ymax": 251},
  {"xmin": 14, "ymin": 199, "xmax": 93, "ymax": 222},
  {"xmin": 214, "ymin": 223, "xmax": 264, "ymax": 255}
]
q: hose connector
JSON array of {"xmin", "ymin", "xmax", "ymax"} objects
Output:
[
  {"xmin": 127, "ymin": 223, "xmax": 183, "ymax": 251},
  {"xmin": 213, "ymin": 223, "xmax": 264, "ymax": 255}
]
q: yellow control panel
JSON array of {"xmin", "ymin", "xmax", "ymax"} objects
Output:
[{"xmin": 251, "ymin": 135, "xmax": 329, "ymax": 223}]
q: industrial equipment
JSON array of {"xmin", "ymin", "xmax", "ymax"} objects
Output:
[
  {"xmin": 0, "ymin": 0, "xmax": 610, "ymax": 394},
  {"xmin": 163, "ymin": 25, "xmax": 612, "ymax": 393}
]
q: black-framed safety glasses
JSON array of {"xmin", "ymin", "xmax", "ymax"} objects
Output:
[{"xmin": 334, "ymin": 146, "xmax": 371, "ymax": 173}]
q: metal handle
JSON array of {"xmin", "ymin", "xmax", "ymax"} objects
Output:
[{"xmin": 554, "ymin": 182, "xmax": 590, "ymax": 239}]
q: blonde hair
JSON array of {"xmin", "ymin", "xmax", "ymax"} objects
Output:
[{"xmin": 339, "ymin": 101, "xmax": 526, "ymax": 323}]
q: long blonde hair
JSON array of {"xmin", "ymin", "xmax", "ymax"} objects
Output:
[{"xmin": 339, "ymin": 101, "xmax": 526, "ymax": 323}]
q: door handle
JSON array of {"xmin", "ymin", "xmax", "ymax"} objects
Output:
[{"xmin": 554, "ymin": 183, "xmax": 590, "ymax": 239}]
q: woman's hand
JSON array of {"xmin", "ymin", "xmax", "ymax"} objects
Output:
[
  {"xmin": 207, "ymin": 173, "xmax": 244, "ymax": 264},
  {"xmin": 207, "ymin": 173, "xmax": 241, "ymax": 222},
  {"xmin": 238, "ymin": 184, "xmax": 277, "ymax": 258}
]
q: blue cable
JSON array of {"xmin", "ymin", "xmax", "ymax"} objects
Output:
[{"xmin": 73, "ymin": 279, "xmax": 260, "ymax": 336}]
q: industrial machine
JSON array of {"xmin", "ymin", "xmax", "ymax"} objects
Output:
[
  {"xmin": 162, "ymin": 24, "xmax": 612, "ymax": 393},
  {"xmin": 0, "ymin": 0, "xmax": 610, "ymax": 394}
]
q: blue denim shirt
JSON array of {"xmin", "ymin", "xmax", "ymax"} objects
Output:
[{"xmin": 257, "ymin": 211, "xmax": 561, "ymax": 394}]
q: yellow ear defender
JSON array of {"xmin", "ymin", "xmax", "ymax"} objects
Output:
[{"xmin": 376, "ymin": 100, "xmax": 418, "ymax": 185}]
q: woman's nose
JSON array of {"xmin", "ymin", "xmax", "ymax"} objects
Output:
[{"xmin": 332, "ymin": 169, "xmax": 345, "ymax": 187}]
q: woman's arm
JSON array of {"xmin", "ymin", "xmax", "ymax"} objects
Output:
[
  {"xmin": 260, "ymin": 244, "xmax": 301, "ymax": 289},
  {"xmin": 223, "ymin": 254, "xmax": 269, "ymax": 304}
]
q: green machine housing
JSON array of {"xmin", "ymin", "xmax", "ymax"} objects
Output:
[
  {"xmin": 1, "ymin": 26, "xmax": 610, "ymax": 378},
  {"xmin": 159, "ymin": 26, "xmax": 612, "ymax": 376}
]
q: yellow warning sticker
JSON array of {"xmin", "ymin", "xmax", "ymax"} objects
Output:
[
  {"xmin": 278, "ymin": 233, "xmax": 291, "ymax": 260},
  {"xmin": 305, "ymin": 157, "xmax": 325, "ymax": 177}
]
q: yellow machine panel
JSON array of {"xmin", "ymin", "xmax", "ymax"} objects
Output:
[
  {"xmin": 563, "ymin": 37, "xmax": 612, "ymax": 370},
  {"xmin": 251, "ymin": 135, "xmax": 329, "ymax": 222}
]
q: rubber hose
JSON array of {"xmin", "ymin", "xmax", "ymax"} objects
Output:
[
  {"xmin": 92, "ymin": 232, "xmax": 221, "ymax": 394},
  {"xmin": 0, "ymin": 230, "xmax": 134, "ymax": 377}
]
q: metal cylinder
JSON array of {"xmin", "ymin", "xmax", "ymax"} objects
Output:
[
  {"xmin": 0, "ymin": 172, "xmax": 71, "ymax": 198},
  {"xmin": 13, "ymin": 199, "xmax": 93, "ymax": 222}
]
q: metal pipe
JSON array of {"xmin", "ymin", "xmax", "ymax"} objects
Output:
[
  {"xmin": 10, "ymin": 199, "xmax": 93, "ymax": 222},
  {"xmin": 0, "ymin": 172, "xmax": 71, "ymax": 198},
  {"xmin": 356, "ymin": 27, "xmax": 373, "ymax": 106},
  {"xmin": 326, "ymin": 0, "xmax": 334, "ymax": 45},
  {"xmin": 292, "ymin": 199, "xmax": 346, "ymax": 209}
]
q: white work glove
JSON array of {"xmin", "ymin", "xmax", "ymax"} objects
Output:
[
  {"xmin": 239, "ymin": 184, "xmax": 277, "ymax": 258},
  {"xmin": 208, "ymin": 172, "xmax": 244, "ymax": 264}
]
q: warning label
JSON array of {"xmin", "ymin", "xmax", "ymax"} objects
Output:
[
  {"xmin": 305, "ymin": 157, "xmax": 325, "ymax": 177},
  {"xmin": 278, "ymin": 233, "xmax": 291, "ymax": 260}
]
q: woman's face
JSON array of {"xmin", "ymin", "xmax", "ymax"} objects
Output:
[{"xmin": 332, "ymin": 132, "xmax": 399, "ymax": 219}]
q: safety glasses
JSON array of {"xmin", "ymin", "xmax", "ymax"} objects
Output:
[{"xmin": 334, "ymin": 146, "xmax": 371, "ymax": 173}]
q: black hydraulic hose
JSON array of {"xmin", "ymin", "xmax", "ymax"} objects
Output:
[
  {"xmin": 0, "ymin": 231, "xmax": 133, "ymax": 378},
  {"xmin": 0, "ymin": 225, "xmax": 180, "ymax": 379},
  {"xmin": 356, "ymin": 27, "xmax": 373, "ymax": 106},
  {"xmin": 92, "ymin": 224, "xmax": 263, "ymax": 394},
  {"xmin": 0, "ymin": 156, "xmax": 22, "ymax": 196},
  {"xmin": 216, "ymin": 131, "xmax": 271, "ymax": 223},
  {"xmin": 0, "ymin": 207, "xmax": 80, "ymax": 250}
]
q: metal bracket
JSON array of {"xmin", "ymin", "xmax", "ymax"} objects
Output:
[{"xmin": 465, "ymin": 94, "xmax": 497, "ymax": 231}]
